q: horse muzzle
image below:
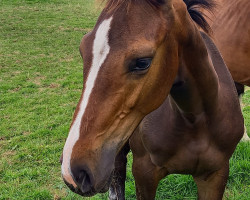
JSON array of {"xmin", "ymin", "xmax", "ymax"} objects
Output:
[
  {"xmin": 62, "ymin": 154, "xmax": 115, "ymax": 197},
  {"xmin": 62, "ymin": 166, "xmax": 113, "ymax": 197}
]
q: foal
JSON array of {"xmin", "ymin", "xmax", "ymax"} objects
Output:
[{"xmin": 61, "ymin": 0, "xmax": 244, "ymax": 199}]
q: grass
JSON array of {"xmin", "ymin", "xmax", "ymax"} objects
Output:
[{"xmin": 0, "ymin": 0, "xmax": 249, "ymax": 199}]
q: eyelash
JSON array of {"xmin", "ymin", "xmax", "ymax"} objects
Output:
[{"xmin": 129, "ymin": 58, "xmax": 152, "ymax": 73}]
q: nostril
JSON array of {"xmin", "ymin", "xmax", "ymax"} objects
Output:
[
  {"xmin": 78, "ymin": 170, "xmax": 92, "ymax": 193},
  {"xmin": 72, "ymin": 167, "xmax": 93, "ymax": 194}
]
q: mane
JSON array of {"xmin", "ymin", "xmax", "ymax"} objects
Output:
[
  {"xmin": 183, "ymin": 0, "xmax": 215, "ymax": 33},
  {"xmin": 103, "ymin": 0, "xmax": 215, "ymax": 33}
]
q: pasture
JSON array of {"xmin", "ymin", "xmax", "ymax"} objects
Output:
[{"xmin": 0, "ymin": 0, "xmax": 249, "ymax": 199}]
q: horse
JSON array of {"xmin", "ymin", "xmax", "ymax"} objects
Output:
[
  {"xmin": 202, "ymin": 0, "xmax": 250, "ymax": 141},
  {"xmin": 205, "ymin": 0, "xmax": 250, "ymax": 88},
  {"xmin": 61, "ymin": 0, "xmax": 244, "ymax": 199}
]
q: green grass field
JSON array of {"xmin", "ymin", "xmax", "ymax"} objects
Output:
[{"xmin": 0, "ymin": 0, "xmax": 249, "ymax": 199}]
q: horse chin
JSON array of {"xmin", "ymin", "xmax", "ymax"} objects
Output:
[
  {"xmin": 95, "ymin": 170, "xmax": 114, "ymax": 194},
  {"xmin": 99, "ymin": 171, "xmax": 114, "ymax": 193}
]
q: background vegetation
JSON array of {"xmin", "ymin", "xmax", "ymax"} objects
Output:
[{"xmin": 0, "ymin": 0, "xmax": 249, "ymax": 199}]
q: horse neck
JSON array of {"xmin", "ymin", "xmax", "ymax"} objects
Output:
[{"xmin": 170, "ymin": 28, "xmax": 219, "ymax": 117}]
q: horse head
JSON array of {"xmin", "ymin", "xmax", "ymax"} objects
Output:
[{"xmin": 61, "ymin": 0, "xmax": 212, "ymax": 196}]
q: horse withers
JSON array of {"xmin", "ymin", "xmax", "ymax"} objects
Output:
[{"xmin": 61, "ymin": 0, "xmax": 244, "ymax": 199}]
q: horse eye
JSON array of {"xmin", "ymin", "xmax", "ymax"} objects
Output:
[{"xmin": 130, "ymin": 58, "xmax": 152, "ymax": 72}]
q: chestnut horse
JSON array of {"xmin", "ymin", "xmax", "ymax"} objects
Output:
[
  {"xmin": 61, "ymin": 0, "xmax": 244, "ymax": 199},
  {"xmin": 202, "ymin": 0, "xmax": 250, "ymax": 85},
  {"xmin": 203, "ymin": 0, "xmax": 250, "ymax": 141},
  {"xmin": 204, "ymin": 0, "xmax": 250, "ymax": 87}
]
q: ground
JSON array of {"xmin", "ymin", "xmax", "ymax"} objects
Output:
[{"xmin": 0, "ymin": 0, "xmax": 249, "ymax": 199}]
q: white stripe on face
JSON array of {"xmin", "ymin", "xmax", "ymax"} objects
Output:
[{"xmin": 61, "ymin": 16, "xmax": 113, "ymax": 186}]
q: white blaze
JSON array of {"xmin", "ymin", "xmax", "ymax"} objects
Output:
[{"xmin": 61, "ymin": 16, "xmax": 113, "ymax": 185}]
